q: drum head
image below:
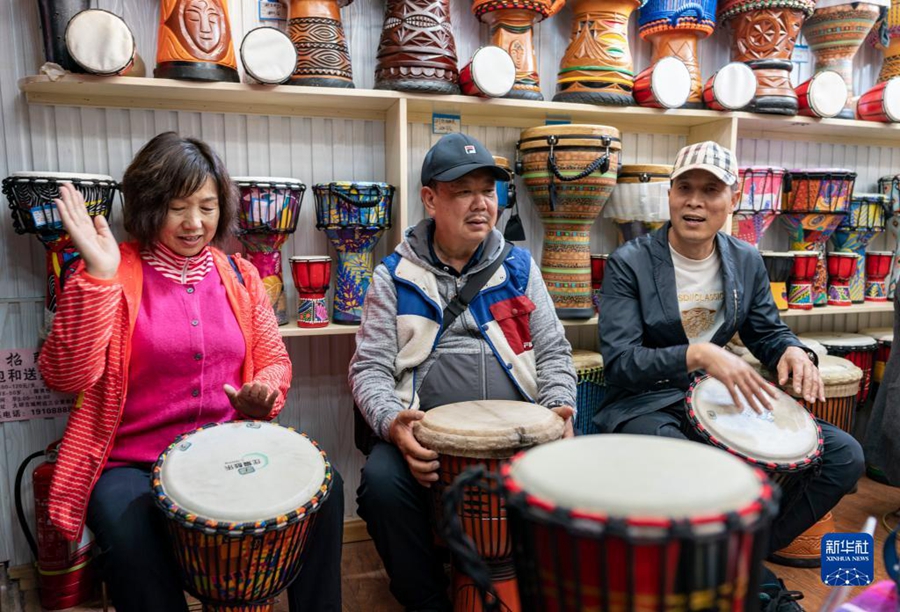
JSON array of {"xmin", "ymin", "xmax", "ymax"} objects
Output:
[
  {"xmin": 518, "ymin": 125, "xmax": 622, "ymax": 152},
  {"xmin": 157, "ymin": 421, "xmax": 327, "ymax": 523},
  {"xmin": 414, "ymin": 400, "xmax": 565, "ymax": 458},
  {"xmin": 713, "ymin": 63, "xmax": 756, "ymax": 110},
  {"xmin": 808, "ymin": 70, "xmax": 848, "ymax": 118},
  {"xmin": 649, "ymin": 57, "xmax": 691, "ymax": 109},
  {"xmin": 65, "ymin": 10, "xmax": 135, "ymax": 76},
  {"xmin": 883, "ymin": 78, "xmax": 900, "ymax": 122},
  {"xmin": 799, "ymin": 337, "xmax": 829, "ymax": 358},
  {"xmin": 817, "ymin": 354, "xmax": 863, "ymax": 385},
  {"xmin": 232, "ymin": 176, "xmax": 306, "ymax": 189},
  {"xmin": 289, "ymin": 255, "xmax": 331, "ymax": 263},
  {"xmin": 10, "ymin": 171, "xmax": 115, "ymax": 182},
  {"xmin": 688, "ymin": 377, "xmax": 820, "ymax": 464},
  {"xmin": 799, "ymin": 332, "xmax": 877, "ymax": 349},
  {"xmin": 240, "ymin": 27, "xmax": 298, "ymax": 85},
  {"xmin": 860, "ymin": 327, "xmax": 893, "ymax": 343},
  {"xmin": 616, "ymin": 164, "xmax": 672, "ymax": 183},
  {"xmin": 470, "ymin": 46, "xmax": 516, "ymax": 98},
  {"xmin": 572, "ymin": 349, "xmax": 603, "ymax": 372},
  {"xmin": 508, "ymin": 435, "xmax": 764, "ymax": 519}
]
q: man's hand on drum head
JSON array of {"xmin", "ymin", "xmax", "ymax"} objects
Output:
[
  {"xmin": 53, "ymin": 182, "xmax": 120, "ymax": 280},
  {"xmin": 389, "ymin": 410, "xmax": 440, "ymax": 488},
  {"xmin": 550, "ymin": 405, "xmax": 575, "ymax": 438},
  {"xmin": 224, "ymin": 382, "xmax": 278, "ymax": 420},
  {"xmin": 688, "ymin": 343, "xmax": 776, "ymax": 414},
  {"xmin": 777, "ymin": 346, "xmax": 825, "ymax": 404}
]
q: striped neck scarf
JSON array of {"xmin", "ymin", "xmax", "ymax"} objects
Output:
[{"xmin": 141, "ymin": 242, "xmax": 213, "ymax": 285}]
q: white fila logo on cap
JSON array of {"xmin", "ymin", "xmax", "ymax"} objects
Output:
[{"xmin": 464, "ymin": 145, "xmax": 476, "ymax": 154}]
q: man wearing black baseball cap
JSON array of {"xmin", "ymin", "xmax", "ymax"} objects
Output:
[{"xmin": 349, "ymin": 133, "xmax": 577, "ymax": 610}]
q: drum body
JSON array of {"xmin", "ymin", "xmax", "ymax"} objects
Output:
[
  {"xmin": 872, "ymin": 0, "xmax": 900, "ymax": 82},
  {"xmin": 290, "ymin": 256, "xmax": 332, "ymax": 328},
  {"xmin": 830, "ymin": 193, "xmax": 888, "ymax": 303},
  {"xmin": 865, "ymin": 250, "xmax": 893, "ymax": 300},
  {"xmin": 825, "ymin": 252, "xmax": 859, "ymax": 306},
  {"xmin": 65, "ymin": 9, "xmax": 136, "ymax": 76},
  {"xmin": 788, "ymin": 251, "xmax": 819, "ymax": 310},
  {"xmin": 762, "ymin": 252, "xmax": 794, "ymax": 311},
  {"xmin": 314, "ymin": 182, "xmax": 394, "ymax": 324},
  {"xmin": 234, "ymin": 177, "xmax": 306, "ymax": 326},
  {"xmin": 857, "ymin": 77, "xmax": 900, "ymax": 121},
  {"xmin": 240, "ymin": 27, "xmax": 298, "ymax": 84},
  {"xmin": 155, "ymin": 0, "xmax": 240, "ymax": 82},
  {"xmin": 702, "ymin": 61, "xmax": 757, "ymax": 110},
  {"xmin": 288, "ymin": 0, "xmax": 354, "ymax": 87},
  {"xmin": 860, "ymin": 327, "xmax": 893, "ymax": 384},
  {"xmin": 604, "ymin": 164, "xmax": 670, "ymax": 246},
  {"xmin": 518, "ymin": 125, "xmax": 621, "ymax": 318},
  {"xmin": 2, "ymin": 172, "xmax": 118, "ymax": 337},
  {"xmin": 573, "ymin": 350, "xmax": 605, "ymax": 434},
  {"xmin": 152, "ymin": 421, "xmax": 333, "ymax": 611},
  {"xmin": 732, "ymin": 166, "xmax": 785, "ymax": 246},
  {"xmin": 590, "ymin": 253, "xmax": 607, "ymax": 313},
  {"xmin": 375, "ymin": 0, "xmax": 459, "ymax": 94},
  {"xmin": 800, "ymin": 332, "xmax": 877, "ymax": 404},
  {"xmin": 638, "ymin": 0, "xmax": 717, "ymax": 105},
  {"xmin": 632, "ymin": 56, "xmax": 692, "ymax": 108},
  {"xmin": 876, "ymin": 174, "xmax": 900, "ymax": 298},
  {"xmin": 459, "ymin": 46, "xmax": 517, "ymax": 97},
  {"xmin": 795, "ymin": 69, "xmax": 849, "ymax": 118},
  {"xmin": 554, "ymin": 0, "xmax": 644, "ymax": 105},
  {"xmin": 37, "ymin": 0, "xmax": 89, "ymax": 72}
]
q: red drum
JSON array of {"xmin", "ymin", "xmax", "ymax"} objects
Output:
[
  {"xmin": 789, "ymin": 251, "xmax": 820, "ymax": 310},
  {"xmin": 290, "ymin": 256, "xmax": 332, "ymax": 328},
  {"xmin": 865, "ymin": 250, "xmax": 894, "ymax": 301},
  {"xmin": 860, "ymin": 327, "xmax": 893, "ymax": 385},
  {"xmin": 632, "ymin": 56, "xmax": 692, "ymax": 109},
  {"xmin": 702, "ymin": 62, "xmax": 757, "ymax": 110},
  {"xmin": 857, "ymin": 77, "xmax": 900, "ymax": 122},
  {"xmin": 796, "ymin": 70, "xmax": 848, "ymax": 118},
  {"xmin": 459, "ymin": 46, "xmax": 516, "ymax": 98},
  {"xmin": 826, "ymin": 252, "xmax": 859, "ymax": 306},
  {"xmin": 800, "ymin": 332, "xmax": 878, "ymax": 404},
  {"xmin": 591, "ymin": 253, "xmax": 608, "ymax": 314}
]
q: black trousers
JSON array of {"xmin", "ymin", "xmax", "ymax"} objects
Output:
[
  {"xmin": 615, "ymin": 407, "xmax": 865, "ymax": 552},
  {"xmin": 86, "ymin": 465, "xmax": 344, "ymax": 612}
]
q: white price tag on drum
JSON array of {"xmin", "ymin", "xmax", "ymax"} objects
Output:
[
  {"xmin": 432, "ymin": 113, "xmax": 461, "ymax": 134},
  {"xmin": 259, "ymin": 0, "xmax": 287, "ymax": 21},
  {"xmin": 793, "ymin": 44, "xmax": 810, "ymax": 65}
]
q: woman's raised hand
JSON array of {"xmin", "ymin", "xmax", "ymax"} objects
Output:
[{"xmin": 54, "ymin": 183, "xmax": 120, "ymax": 279}]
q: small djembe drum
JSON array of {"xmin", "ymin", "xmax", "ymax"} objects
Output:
[
  {"xmin": 762, "ymin": 251, "xmax": 794, "ymax": 311},
  {"xmin": 604, "ymin": 164, "xmax": 671, "ymax": 246},
  {"xmin": 831, "ymin": 193, "xmax": 888, "ymax": 303},
  {"xmin": 493, "ymin": 155, "xmax": 515, "ymax": 211},
  {"xmin": 471, "ymin": 0, "xmax": 564, "ymax": 100},
  {"xmin": 718, "ymin": 0, "xmax": 816, "ymax": 115},
  {"xmin": 375, "ymin": 0, "xmax": 459, "ymax": 93},
  {"xmin": 801, "ymin": 332, "xmax": 878, "ymax": 404},
  {"xmin": 415, "ymin": 400, "xmax": 564, "ymax": 612},
  {"xmin": 857, "ymin": 77, "xmax": 900, "ymax": 121},
  {"xmin": 65, "ymin": 9, "xmax": 137, "ymax": 76},
  {"xmin": 781, "ymin": 169, "xmax": 856, "ymax": 306},
  {"xmin": 702, "ymin": 62, "xmax": 757, "ymax": 110},
  {"xmin": 638, "ymin": 0, "xmax": 717, "ymax": 107},
  {"xmin": 826, "ymin": 251, "xmax": 859, "ymax": 306},
  {"xmin": 865, "ymin": 250, "xmax": 894, "ymax": 300},
  {"xmin": 860, "ymin": 327, "xmax": 893, "ymax": 391},
  {"xmin": 871, "ymin": 0, "xmax": 900, "ymax": 83},
  {"xmin": 788, "ymin": 250, "xmax": 820, "ymax": 310},
  {"xmin": 2, "ymin": 172, "xmax": 118, "ymax": 337},
  {"xmin": 573, "ymin": 350, "xmax": 605, "ymax": 435},
  {"xmin": 289, "ymin": 0, "xmax": 355, "ymax": 87},
  {"xmin": 152, "ymin": 421, "xmax": 334, "ymax": 612},
  {"xmin": 877, "ymin": 174, "xmax": 900, "ymax": 298},
  {"xmin": 459, "ymin": 46, "xmax": 517, "ymax": 98},
  {"xmin": 36, "ymin": 0, "xmax": 89, "ymax": 72},
  {"xmin": 632, "ymin": 56, "xmax": 692, "ymax": 109},
  {"xmin": 233, "ymin": 177, "xmax": 306, "ymax": 326},
  {"xmin": 517, "ymin": 125, "xmax": 621, "ymax": 319},
  {"xmin": 732, "ymin": 166, "xmax": 786, "ymax": 247},
  {"xmin": 590, "ymin": 253, "xmax": 607, "ymax": 313},
  {"xmin": 314, "ymin": 182, "xmax": 394, "ymax": 324},
  {"xmin": 240, "ymin": 27, "xmax": 298, "ymax": 85},
  {"xmin": 795, "ymin": 70, "xmax": 849, "ymax": 118},
  {"xmin": 553, "ymin": 0, "xmax": 646, "ymax": 105},
  {"xmin": 290, "ymin": 256, "xmax": 332, "ymax": 328},
  {"xmin": 155, "ymin": 0, "xmax": 239, "ymax": 82}
]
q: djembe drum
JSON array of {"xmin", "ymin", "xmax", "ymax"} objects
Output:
[
  {"xmin": 36, "ymin": 0, "xmax": 89, "ymax": 72},
  {"xmin": 516, "ymin": 125, "xmax": 621, "ymax": 318},
  {"xmin": 573, "ymin": 350, "xmax": 605, "ymax": 435},
  {"xmin": 877, "ymin": 174, "xmax": 900, "ymax": 298},
  {"xmin": 638, "ymin": 0, "xmax": 717, "ymax": 106},
  {"xmin": 471, "ymin": 0, "xmax": 564, "ymax": 100},
  {"xmin": 590, "ymin": 253, "xmax": 607, "ymax": 313},
  {"xmin": 65, "ymin": 9, "xmax": 136, "ymax": 76},
  {"xmin": 375, "ymin": 0, "xmax": 459, "ymax": 93},
  {"xmin": 826, "ymin": 252, "xmax": 859, "ymax": 306},
  {"xmin": 152, "ymin": 421, "xmax": 334, "ymax": 612},
  {"xmin": 800, "ymin": 332, "xmax": 878, "ymax": 404},
  {"xmin": 459, "ymin": 46, "xmax": 517, "ymax": 97},
  {"xmin": 290, "ymin": 255, "xmax": 332, "ymax": 328},
  {"xmin": 788, "ymin": 251, "xmax": 819, "ymax": 309},
  {"xmin": 871, "ymin": 0, "xmax": 900, "ymax": 82},
  {"xmin": 732, "ymin": 166, "xmax": 786, "ymax": 247},
  {"xmin": 314, "ymin": 182, "xmax": 394, "ymax": 324},
  {"xmin": 233, "ymin": 177, "xmax": 306, "ymax": 326},
  {"xmin": 632, "ymin": 56, "xmax": 692, "ymax": 109},
  {"xmin": 866, "ymin": 250, "xmax": 894, "ymax": 300},
  {"xmin": 718, "ymin": 0, "xmax": 816, "ymax": 115},
  {"xmin": 860, "ymin": 327, "xmax": 893, "ymax": 391},
  {"xmin": 2, "ymin": 172, "xmax": 118, "ymax": 337},
  {"xmin": 553, "ymin": 0, "xmax": 645, "ymax": 105},
  {"xmin": 702, "ymin": 61, "xmax": 757, "ymax": 110},
  {"xmin": 857, "ymin": 76, "xmax": 900, "ymax": 121},
  {"xmin": 781, "ymin": 169, "xmax": 856, "ymax": 306},
  {"xmin": 762, "ymin": 252, "xmax": 794, "ymax": 311},
  {"xmin": 795, "ymin": 69, "xmax": 849, "ymax": 118},
  {"xmin": 604, "ymin": 164, "xmax": 670, "ymax": 245},
  {"xmin": 155, "ymin": 0, "xmax": 239, "ymax": 82},
  {"xmin": 831, "ymin": 193, "xmax": 888, "ymax": 303},
  {"xmin": 493, "ymin": 155, "xmax": 514, "ymax": 211},
  {"xmin": 288, "ymin": 0, "xmax": 354, "ymax": 87},
  {"xmin": 240, "ymin": 27, "xmax": 298, "ymax": 85},
  {"xmin": 415, "ymin": 400, "xmax": 564, "ymax": 612}
]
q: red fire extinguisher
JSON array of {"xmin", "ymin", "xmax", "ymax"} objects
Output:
[{"xmin": 15, "ymin": 440, "xmax": 97, "ymax": 610}]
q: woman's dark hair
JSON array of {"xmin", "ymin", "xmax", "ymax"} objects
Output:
[{"xmin": 122, "ymin": 132, "xmax": 237, "ymax": 247}]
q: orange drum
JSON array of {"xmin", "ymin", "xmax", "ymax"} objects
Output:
[
  {"xmin": 289, "ymin": 0, "xmax": 355, "ymax": 87},
  {"xmin": 870, "ymin": 0, "xmax": 900, "ymax": 83},
  {"xmin": 155, "ymin": 0, "xmax": 239, "ymax": 82}
]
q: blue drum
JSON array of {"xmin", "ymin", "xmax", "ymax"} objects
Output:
[{"xmin": 573, "ymin": 350, "xmax": 605, "ymax": 435}]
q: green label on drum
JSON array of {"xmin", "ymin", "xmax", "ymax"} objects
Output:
[{"xmin": 223, "ymin": 452, "xmax": 269, "ymax": 475}]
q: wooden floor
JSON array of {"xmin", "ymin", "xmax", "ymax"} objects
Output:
[{"xmin": 3, "ymin": 476, "xmax": 899, "ymax": 611}]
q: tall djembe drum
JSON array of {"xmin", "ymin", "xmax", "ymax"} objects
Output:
[
  {"xmin": 155, "ymin": 0, "xmax": 239, "ymax": 82},
  {"xmin": 638, "ymin": 0, "xmax": 717, "ymax": 106},
  {"xmin": 872, "ymin": 0, "xmax": 900, "ymax": 82},
  {"xmin": 233, "ymin": 177, "xmax": 306, "ymax": 326},
  {"xmin": 314, "ymin": 182, "xmax": 394, "ymax": 324},
  {"xmin": 553, "ymin": 0, "xmax": 644, "ymax": 104},
  {"xmin": 289, "ymin": 0, "xmax": 355, "ymax": 87},
  {"xmin": 719, "ymin": 0, "xmax": 816, "ymax": 115},
  {"xmin": 831, "ymin": 193, "xmax": 888, "ymax": 304},
  {"xmin": 732, "ymin": 166, "xmax": 786, "ymax": 247},
  {"xmin": 517, "ymin": 125, "xmax": 621, "ymax": 319},
  {"xmin": 877, "ymin": 174, "xmax": 900, "ymax": 297},
  {"xmin": 471, "ymin": 0, "xmax": 564, "ymax": 100},
  {"xmin": 603, "ymin": 164, "xmax": 670, "ymax": 245},
  {"xmin": 375, "ymin": 0, "xmax": 459, "ymax": 93},
  {"xmin": 2, "ymin": 172, "xmax": 118, "ymax": 338}
]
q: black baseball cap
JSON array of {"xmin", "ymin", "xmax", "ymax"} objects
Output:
[{"xmin": 421, "ymin": 133, "xmax": 509, "ymax": 185}]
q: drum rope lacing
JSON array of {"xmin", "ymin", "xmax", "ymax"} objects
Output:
[{"xmin": 545, "ymin": 134, "xmax": 611, "ymax": 212}]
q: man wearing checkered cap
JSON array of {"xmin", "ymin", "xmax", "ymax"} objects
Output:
[{"xmin": 598, "ymin": 141, "xmax": 863, "ymax": 607}]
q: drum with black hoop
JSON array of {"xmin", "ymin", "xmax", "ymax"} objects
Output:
[
  {"xmin": 152, "ymin": 421, "xmax": 334, "ymax": 611},
  {"xmin": 732, "ymin": 167, "xmax": 785, "ymax": 247},
  {"xmin": 240, "ymin": 27, "xmax": 298, "ymax": 84},
  {"xmin": 860, "ymin": 327, "xmax": 893, "ymax": 386},
  {"xmin": 572, "ymin": 350, "xmax": 604, "ymax": 435},
  {"xmin": 604, "ymin": 164, "xmax": 671, "ymax": 246},
  {"xmin": 762, "ymin": 252, "xmax": 794, "ymax": 311},
  {"xmin": 415, "ymin": 400, "xmax": 564, "ymax": 611},
  {"xmin": 800, "ymin": 332, "xmax": 877, "ymax": 404},
  {"xmin": 65, "ymin": 9, "xmax": 136, "ymax": 76},
  {"xmin": 832, "ymin": 193, "xmax": 888, "ymax": 304}
]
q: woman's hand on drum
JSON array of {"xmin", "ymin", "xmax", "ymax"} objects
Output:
[
  {"xmin": 224, "ymin": 382, "xmax": 278, "ymax": 419},
  {"xmin": 389, "ymin": 410, "xmax": 440, "ymax": 488},
  {"xmin": 550, "ymin": 405, "xmax": 575, "ymax": 438},
  {"xmin": 688, "ymin": 343, "xmax": 776, "ymax": 414},
  {"xmin": 54, "ymin": 182, "xmax": 120, "ymax": 280},
  {"xmin": 777, "ymin": 346, "xmax": 825, "ymax": 404}
]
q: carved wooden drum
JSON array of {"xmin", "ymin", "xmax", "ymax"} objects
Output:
[
  {"xmin": 155, "ymin": 0, "xmax": 240, "ymax": 82},
  {"xmin": 288, "ymin": 0, "xmax": 355, "ymax": 87}
]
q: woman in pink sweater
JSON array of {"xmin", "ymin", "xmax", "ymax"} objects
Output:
[{"xmin": 40, "ymin": 132, "xmax": 343, "ymax": 611}]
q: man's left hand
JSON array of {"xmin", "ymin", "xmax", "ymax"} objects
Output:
[
  {"xmin": 551, "ymin": 405, "xmax": 575, "ymax": 439},
  {"xmin": 224, "ymin": 382, "xmax": 278, "ymax": 419},
  {"xmin": 776, "ymin": 346, "xmax": 825, "ymax": 404}
]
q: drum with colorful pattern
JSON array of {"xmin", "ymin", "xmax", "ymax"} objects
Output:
[
  {"xmin": 788, "ymin": 250, "xmax": 819, "ymax": 309},
  {"xmin": 732, "ymin": 166, "xmax": 786, "ymax": 246},
  {"xmin": 865, "ymin": 250, "xmax": 894, "ymax": 300},
  {"xmin": 762, "ymin": 251, "xmax": 794, "ymax": 311},
  {"xmin": 831, "ymin": 193, "xmax": 888, "ymax": 303},
  {"xmin": 826, "ymin": 251, "xmax": 859, "ymax": 306},
  {"xmin": 573, "ymin": 350, "xmax": 605, "ymax": 434},
  {"xmin": 869, "ymin": 0, "xmax": 900, "ymax": 83},
  {"xmin": 290, "ymin": 255, "xmax": 332, "ymax": 328},
  {"xmin": 876, "ymin": 174, "xmax": 900, "ymax": 298}
]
